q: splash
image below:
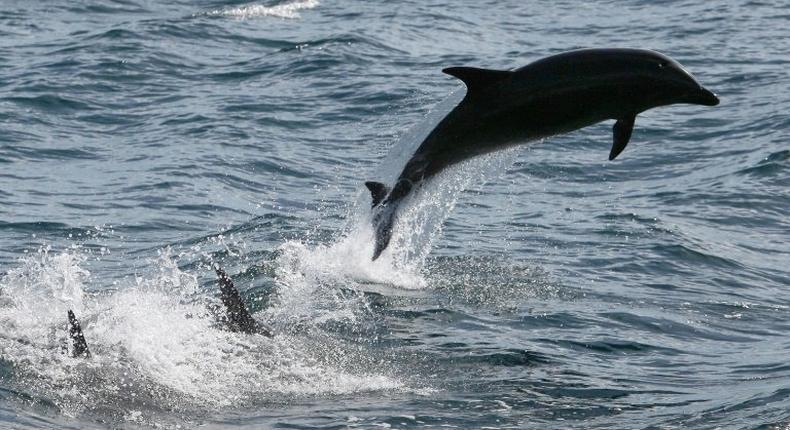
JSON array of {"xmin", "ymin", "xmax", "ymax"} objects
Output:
[
  {"xmin": 209, "ymin": 0, "xmax": 320, "ymax": 19},
  {"xmin": 272, "ymin": 89, "xmax": 522, "ymax": 289},
  {"xmin": 0, "ymin": 247, "xmax": 406, "ymax": 424},
  {"xmin": 381, "ymin": 149, "xmax": 520, "ymax": 267},
  {"xmin": 0, "ymin": 87, "xmax": 535, "ymax": 426},
  {"xmin": 0, "ymin": 246, "xmax": 88, "ymax": 345}
]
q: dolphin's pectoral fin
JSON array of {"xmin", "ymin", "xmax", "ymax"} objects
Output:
[
  {"xmin": 442, "ymin": 67, "xmax": 512, "ymax": 97},
  {"xmin": 365, "ymin": 181, "xmax": 390, "ymax": 207},
  {"xmin": 610, "ymin": 115, "xmax": 636, "ymax": 160},
  {"xmin": 67, "ymin": 309, "xmax": 90, "ymax": 359},
  {"xmin": 215, "ymin": 267, "xmax": 273, "ymax": 337}
]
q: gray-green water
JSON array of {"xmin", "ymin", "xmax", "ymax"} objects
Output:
[{"xmin": 1, "ymin": 0, "xmax": 788, "ymax": 428}]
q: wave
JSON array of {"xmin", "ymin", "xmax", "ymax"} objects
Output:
[{"xmin": 208, "ymin": 0, "xmax": 320, "ymax": 19}]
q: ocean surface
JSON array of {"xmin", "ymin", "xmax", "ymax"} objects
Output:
[{"xmin": 1, "ymin": 0, "xmax": 788, "ymax": 428}]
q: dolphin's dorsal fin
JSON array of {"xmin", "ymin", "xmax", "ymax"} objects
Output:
[
  {"xmin": 610, "ymin": 115, "xmax": 636, "ymax": 160},
  {"xmin": 215, "ymin": 267, "xmax": 273, "ymax": 337},
  {"xmin": 67, "ymin": 310, "xmax": 90, "ymax": 359},
  {"xmin": 442, "ymin": 67, "xmax": 512, "ymax": 97},
  {"xmin": 365, "ymin": 181, "xmax": 390, "ymax": 207}
]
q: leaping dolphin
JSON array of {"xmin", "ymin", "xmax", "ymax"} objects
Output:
[{"xmin": 365, "ymin": 48, "xmax": 720, "ymax": 260}]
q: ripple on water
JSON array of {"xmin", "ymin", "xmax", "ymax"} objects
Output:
[{"xmin": 1, "ymin": 0, "xmax": 789, "ymax": 428}]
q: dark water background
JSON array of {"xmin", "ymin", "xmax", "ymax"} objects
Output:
[{"xmin": 1, "ymin": 0, "xmax": 789, "ymax": 428}]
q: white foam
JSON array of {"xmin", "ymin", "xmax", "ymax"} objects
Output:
[
  {"xmin": 0, "ymin": 246, "xmax": 406, "ymax": 418},
  {"xmin": 209, "ymin": 0, "xmax": 320, "ymax": 19},
  {"xmin": 0, "ymin": 247, "xmax": 88, "ymax": 346}
]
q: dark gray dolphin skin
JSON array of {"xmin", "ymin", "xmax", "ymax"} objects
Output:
[
  {"xmin": 366, "ymin": 48, "xmax": 719, "ymax": 260},
  {"xmin": 215, "ymin": 267, "xmax": 273, "ymax": 337},
  {"xmin": 67, "ymin": 309, "xmax": 90, "ymax": 358}
]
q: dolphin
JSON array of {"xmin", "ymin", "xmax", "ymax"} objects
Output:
[
  {"xmin": 365, "ymin": 48, "xmax": 720, "ymax": 260},
  {"xmin": 65, "ymin": 267, "xmax": 272, "ymax": 358}
]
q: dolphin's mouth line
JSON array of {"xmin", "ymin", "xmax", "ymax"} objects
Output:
[{"xmin": 690, "ymin": 87, "xmax": 720, "ymax": 106}]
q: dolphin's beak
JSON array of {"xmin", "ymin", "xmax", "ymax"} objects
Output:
[{"xmin": 689, "ymin": 87, "xmax": 720, "ymax": 106}]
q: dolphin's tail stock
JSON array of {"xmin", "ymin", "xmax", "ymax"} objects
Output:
[
  {"xmin": 371, "ymin": 205, "xmax": 397, "ymax": 261},
  {"xmin": 365, "ymin": 181, "xmax": 395, "ymax": 260},
  {"xmin": 67, "ymin": 309, "xmax": 90, "ymax": 359},
  {"xmin": 365, "ymin": 179, "xmax": 415, "ymax": 260},
  {"xmin": 215, "ymin": 267, "xmax": 273, "ymax": 337}
]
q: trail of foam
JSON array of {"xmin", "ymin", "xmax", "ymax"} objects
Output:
[{"xmin": 209, "ymin": 0, "xmax": 319, "ymax": 19}]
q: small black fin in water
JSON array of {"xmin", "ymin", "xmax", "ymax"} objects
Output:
[
  {"xmin": 67, "ymin": 309, "xmax": 90, "ymax": 359},
  {"xmin": 610, "ymin": 115, "xmax": 636, "ymax": 160},
  {"xmin": 215, "ymin": 267, "xmax": 273, "ymax": 337},
  {"xmin": 365, "ymin": 181, "xmax": 390, "ymax": 207}
]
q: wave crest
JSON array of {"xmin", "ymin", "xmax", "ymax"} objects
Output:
[{"xmin": 209, "ymin": 0, "xmax": 319, "ymax": 19}]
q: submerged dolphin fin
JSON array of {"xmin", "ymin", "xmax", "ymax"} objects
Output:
[
  {"xmin": 610, "ymin": 115, "xmax": 636, "ymax": 160},
  {"xmin": 215, "ymin": 267, "xmax": 273, "ymax": 337},
  {"xmin": 365, "ymin": 181, "xmax": 390, "ymax": 207},
  {"xmin": 67, "ymin": 310, "xmax": 90, "ymax": 359},
  {"xmin": 442, "ymin": 67, "xmax": 512, "ymax": 97}
]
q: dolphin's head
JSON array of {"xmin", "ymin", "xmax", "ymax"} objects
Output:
[
  {"xmin": 639, "ymin": 50, "xmax": 719, "ymax": 108},
  {"xmin": 534, "ymin": 48, "xmax": 720, "ymax": 112},
  {"xmin": 551, "ymin": 49, "xmax": 720, "ymax": 160}
]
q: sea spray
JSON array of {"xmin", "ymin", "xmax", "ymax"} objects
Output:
[
  {"xmin": 0, "ymin": 245, "xmax": 406, "ymax": 424},
  {"xmin": 275, "ymin": 88, "xmax": 523, "ymax": 287}
]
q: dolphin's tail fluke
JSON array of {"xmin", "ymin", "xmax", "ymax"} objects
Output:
[
  {"xmin": 67, "ymin": 309, "xmax": 90, "ymax": 359},
  {"xmin": 215, "ymin": 267, "xmax": 273, "ymax": 337},
  {"xmin": 365, "ymin": 181, "xmax": 389, "ymax": 208},
  {"xmin": 367, "ymin": 179, "xmax": 415, "ymax": 260}
]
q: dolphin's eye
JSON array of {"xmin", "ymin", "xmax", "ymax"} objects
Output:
[{"xmin": 658, "ymin": 62, "xmax": 667, "ymax": 69}]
